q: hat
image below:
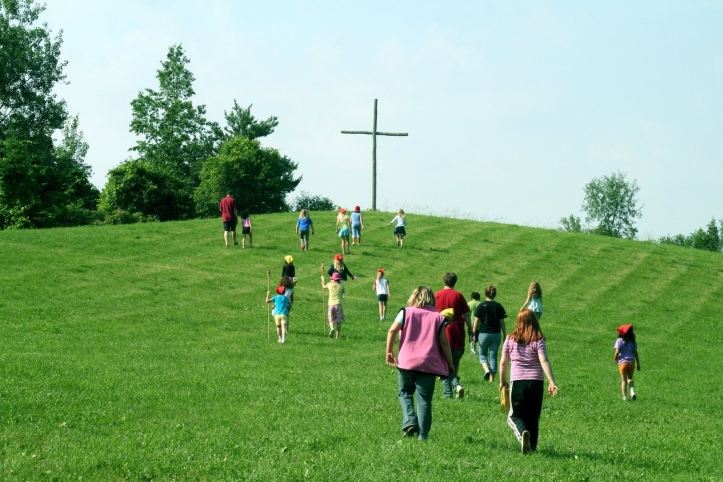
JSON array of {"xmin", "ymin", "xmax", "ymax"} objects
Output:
[
  {"xmin": 334, "ymin": 254, "xmax": 343, "ymax": 261},
  {"xmin": 275, "ymin": 286, "xmax": 285, "ymax": 295},
  {"xmin": 354, "ymin": 206, "xmax": 360, "ymax": 212},
  {"xmin": 440, "ymin": 308, "xmax": 454, "ymax": 319},
  {"xmin": 330, "ymin": 272, "xmax": 342, "ymax": 281},
  {"xmin": 284, "ymin": 255, "xmax": 293, "ymax": 263},
  {"xmin": 339, "ymin": 207, "xmax": 347, "ymax": 214},
  {"xmin": 617, "ymin": 324, "xmax": 634, "ymax": 336},
  {"xmin": 377, "ymin": 268, "xmax": 384, "ymax": 273}
]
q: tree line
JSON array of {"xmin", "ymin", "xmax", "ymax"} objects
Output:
[
  {"xmin": 560, "ymin": 171, "xmax": 722, "ymax": 253},
  {"xmin": 1, "ymin": 1, "xmax": 332, "ymax": 230}
]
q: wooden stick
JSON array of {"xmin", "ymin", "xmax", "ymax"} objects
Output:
[
  {"xmin": 266, "ymin": 270, "xmax": 271, "ymax": 340},
  {"xmin": 320, "ymin": 264, "xmax": 325, "ymax": 333}
]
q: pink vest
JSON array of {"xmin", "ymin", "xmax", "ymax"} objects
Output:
[{"xmin": 397, "ymin": 306, "xmax": 449, "ymax": 377}]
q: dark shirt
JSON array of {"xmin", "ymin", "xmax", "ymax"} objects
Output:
[
  {"xmin": 474, "ymin": 300, "xmax": 508, "ymax": 334},
  {"xmin": 282, "ymin": 264, "xmax": 296, "ymax": 278},
  {"xmin": 328, "ymin": 263, "xmax": 354, "ymax": 281}
]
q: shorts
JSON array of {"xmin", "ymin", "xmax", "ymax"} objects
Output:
[
  {"xmin": 377, "ymin": 294, "xmax": 388, "ymax": 302},
  {"xmin": 298, "ymin": 230, "xmax": 309, "ymax": 239},
  {"xmin": 328, "ymin": 304, "xmax": 345, "ymax": 323},
  {"xmin": 274, "ymin": 314, "xmax": 288, "ymax": 326},
  {"xmin": 352, "ymin": 224, "xmax": 362, "ymax": 238},
  {"xmin": 619, "ymin": 362, "xmax": 635, "ymax": 376},
  {"xmin": 242, "ymin": 226, "xmax": 251, "ymax": 234},
  {"xmin": 394, "ymin": 226, "xmax": 406, "ymax": 237},
  {"xmin": 338, "ymin": 228, "xmax": 350, "ymax": 237},
  {"xmin": 223, "ymin": 220, "xmax": 237, "ymax": 232}
]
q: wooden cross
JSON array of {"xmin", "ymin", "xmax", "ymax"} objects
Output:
[{"xmin": 341, "ymin": 99, "xmax": 408, "ymax": 211}]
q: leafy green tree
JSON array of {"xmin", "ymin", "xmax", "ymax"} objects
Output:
[
  {"xmin": 690, "ymin": 218, "xmax": 720, "ymax": 252},
  {"xmin": 290, "ymin": 191, "xmax": 335, "ymax": 212},
  {"xmin": 99, "ymin": 160, "xmax": 190, "ymax": 222},
  {"xmin": 129, "ymin": 44, "xmax": 220, "ymax": 205},
  {"xmin": 223, "ymin": 101, "xmax": 278, "ymax": 140},
  {"xmin": 194, "ymin": 137, "xmax": 301, "ymax": 216},
  {"xmin": 559, "ymin": 214, "xmax": 582, "ymax": 233},
  {"xmin": 0, "ymin": 0, "xmax": 67, "ymax": 137},
  {"xmin": 582, "ymin": 171, "xmax": 642, "ymax": 239}
]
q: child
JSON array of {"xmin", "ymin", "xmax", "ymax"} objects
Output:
[
  {"xmin": 520, "ymin": 281, "xmax": 543, "ymax": 319},
  {"xmin": 282, "ymin": 255, "xmax": 296, "ymax": 280},
  {"xmin": 387, "ymin": 209, "xmax": 406, "ymax": 247},
  {"xmin": 296, "ymin": 209, "xmax": 314, "ymax": 250},
  {"xmin": 372, "ymin": 268, "xmax": 391, "ymax": 320},
  {"xmin": 279, "ymin": 277, "xmax": 295, "ymax": 310},
  {"xmin": 351, "ymin": 206, "xmax": 364, "ymax": 245},
  {"xmin": 322, "ymin": 271, "xmax": 345, "ymax": 339},
  {"xmin": 240, "ymin": 210, "xmax": 252, "ymax": 248},
  {"xmin": 265, "ymin": 286, "xmax": 290, "ymax": 343},
  {"xmin": 467, "ymin": 292, "xmax": 482, "ymax": 354},
  {"xmin": 328, "ymin": 254, "xmax": 356, "ymax": 283},
  {"xmin": 614, "ymin": 324, "xmax": 641, "ymax": 401},
  {"xmin": 473, "ymin": 285, "xmax": 508, "ymax": 383},
  {"xmin": 336, "ymin": 208, "xmax": 351, "ymax": 254}
]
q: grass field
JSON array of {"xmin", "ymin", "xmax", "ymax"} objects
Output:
[{"xmin": 1, "ymin": 211, "xmax": 722, "ymax": 481}]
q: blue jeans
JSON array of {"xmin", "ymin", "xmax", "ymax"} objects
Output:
[
  {"xmin": 352, "ymin": 224, "xmax": 362, "ymax": 238},
  {"xmin": 477, "ymin": 333, "xmax": 501, "ymax": 374},
  {"xmin": 442, "ymin": 349, "xmax": 463, "ymax": 397},
  {"xmin": 398, "ymin": 369, "xmax": 436, "ymax": 440}
]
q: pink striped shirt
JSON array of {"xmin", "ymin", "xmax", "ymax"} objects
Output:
[{"xmin": 502, "ymin": 337, "xmax": 547, "ymax": 381}]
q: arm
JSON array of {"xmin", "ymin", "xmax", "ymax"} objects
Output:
[
  {"xmin": 320, "ymin": 276, "xmax": 327, "ymax": 290},
  {"xmin": 385, "ymin": 322, "xmax": 402, "ymax": 366},
  {"xmin": 335, "ymin": 216, "xmax": 340, "ymax": 232},
  {"xmin": 387, "ymin": 281, "xmax": 391, "ymax": 299},
  {"xmin": 634, "ymin": 349, "xmax": 641, "ymax": 371},
  {"xmin": 372, "ymin": 280, "xmax": 377, "ymax": 291},
  {"xmin": 438, "ymin": 328, "xmax": 455, "ymax": 373},
  {"xmin": 360, "ymin": 213, "xmax": 364, "ymax": 229},
  {"xmin": 500, "ymin": 318, "xmax": 507, "ymax": 340},
  {"xmin": 499, "ymin": 350, "xmax": 510, "ymax": 387},
  {"xmin": 538, "ymin": 351, "xmax": 558, "ymax": 396},
  {"xmin": 472, "ymin": 317, "xmax": 480, "ymax": 338},
  {"xmin": 520, "ymin": 294, "xmax": 530, "ymax": 312},
  {"xmin": 345, "ymin": 265, "xmax": 355, "ymax": 280},
  {"xmin": 613, "ymin": 348, "xmax": 620, "ymax": 363},
  {"xmin": 265, "ymin": 291, "xmax": 272, "ymax": 303},
  {"xmin": 463, "ymin": 312, "xmax": 472, "ymax": 340}
]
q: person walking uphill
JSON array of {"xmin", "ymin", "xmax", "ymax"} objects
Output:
[
  {"xmin": 322, "ymin": 272, "xmax": 345, "ymax": 339},
  {"xmin": 328, "ymin": 254, "xmax": 356, "ymax": 283},
  {"xmin": 219, "ymin": 191, "xmax": 238, "ymax": 247},
  {"xmin": 435, "ymin": 272, "xmax": 472, "ymax": 399},
  {"xmin": 499, "ymin": 309, "xmax": 558, "ymax": 454},
  {"xmin": 385, "ymin": 286, "xmax": 455, "ymax": 441}
]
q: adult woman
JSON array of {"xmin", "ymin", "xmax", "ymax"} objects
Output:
[
  {"xmin": 336, "ymin": 208, "xmax": 351, "ymax": 254},
  {"xmin": 499, "ymin": 309, "xmax": 558, "ymax": 454},
  {"xmin": 473, "ymin": 285, "xmax": 508, "ymax": 382},
  {"xmin": 385, "ymin": 287, "xmax": 455, "ymax": 441}
]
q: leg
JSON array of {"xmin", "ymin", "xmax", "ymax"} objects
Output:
[
  {"xmin": 223, "ymin": 230, "xmax": 229, "ymax": 246},
  {"xmin": 477, "ymin": 333, "xmax": 492, "ymax": 379},
  {"xmin": 397, "ymin": 369, "xmax": 419, "ymax": 434},
  {"xmin": 248, "ymin": 231, "xmax": 252, "ymax": 247},
  {"xmin": 487, "ymin": 333, "xmax": 501, "ymax": 381},
  {"xmin": 620, "ymin": 372, "xmax": 628, "ymax": 399},
  {"xmin": 451, "ymin": 349, "xmax": 463, "ymax": 395},
  {"xmin": 231, "ymin": 229, "xmax": 237, "ymax": 244},
  {"xmin": 378, "ymin": 301, "xmax": 384, "ymax": 319},
  {"xmin": 381, "ymin": 301, "xmax": 387, "ymax": 319},
  {"xmin": 335, "ymin": 322, "xmax": 341, "ymax": 338},
  {"xmin": 415, "ymin": 372, "xmax": 436, "ymax": 440},
  {"xmin": 281, "ymin": 322, "xmax": 287, "ymax": 341}
]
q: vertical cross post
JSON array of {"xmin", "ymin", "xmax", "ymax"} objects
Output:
[{"xmin": 342, "ymin": 99, "xmax": 408, "ymax": 211}]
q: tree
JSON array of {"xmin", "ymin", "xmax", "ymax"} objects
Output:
[
  {"xmin": 194, "ymin": 137, "xmax": 301, "ymax": 216},
  {"xmin": 559, "ymin": 214, "xmax": 582, "ymax": 233},
  {"xmin": 98, "ymin": 160, "xmax": 190, "ymax": 222},
  {"xmin": 0, "ymin": 0, "xmax": 67, "ymax": 137},
  {"xmin": 290, "ymin": 191, "xmax": 335, "ymax": 212},
  {"xmin": 223, "ymin": 101, "xmax": 278, "ymax": 140},
  {"xmin": 582, "ymin": 171, "xmax": 642, "ymax": 239},
  {"xmin": 129, "ymin": 44, "xmax": 220, "ymax": 213},
  {"xmin": 659, "ymin": 218, "xmax": 721, "ymax": 252}
]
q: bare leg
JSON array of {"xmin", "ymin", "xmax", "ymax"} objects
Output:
[
  {"xmin": 232, "ymin": 230, "xmax": 237, "ymax": 245},
  {"xmin": 248, "ymin": 232, "xmax": 252, "ymax": 247},
  {"xmin": 400, "ymin": 237, "xmax": 404, "ymax": 247},
  {"xmin": 381, "ymin": 301, "xmax": 387, "ymax": 318},
  {"xmin": 378, "ymin": 302, "xmax": 383, "ymax": 319},
  {"xmin": 335, "ymin": 322, "xmax": 341, "ymax": 339},
  {"xmin": 223, "ymin": 231, "xmax": 229, "ymax": 246},
  {"xmin": 620, "ymin": 373, "xmax": 627, "ymax": 399}
]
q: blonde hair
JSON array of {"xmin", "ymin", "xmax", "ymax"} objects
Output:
[
  {"xmin": 406, "ymin": 286, "xmax": 435, "ymax": 308},
  {"xmin": 333, "ymin": 259, "xmax": 344, "ymax": 272},
  {"xmin": 398, "ymin": 209, "xmax": 405, "ymax": 217},
  {"xmin": 299, "ymin": 209, "xmax": 309, "ymax": 219},
  {"xmin": 528, "ymin": 281, "xmax": 542, "ymax": 300}
]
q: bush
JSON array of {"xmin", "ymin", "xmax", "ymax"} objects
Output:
[
  {"xmin": 289, "ymin": 191, "xmax": 335, "ymax": 212},
  {"xmin": 559, "ymin": 215, "xmax": 582, "ymax": 233}
]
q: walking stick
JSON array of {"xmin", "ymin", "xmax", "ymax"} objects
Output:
[
  {"xmin": 266, "ymin": 270, "xmax": 271, "ymax": 340},
  {"xmin": 320, "ymin": 264, "xmax": 325, "ymax": 334}
]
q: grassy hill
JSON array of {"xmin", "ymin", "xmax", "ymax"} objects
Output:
[{"xmin": 1, "ymin": 212, "xmax": 722, "ymax": 480}]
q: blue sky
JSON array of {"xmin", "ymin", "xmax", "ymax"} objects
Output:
[{"xmin": 43, "ymin": 1, "xmax": 722, "ymax": 238}]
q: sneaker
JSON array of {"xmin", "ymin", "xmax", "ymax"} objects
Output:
[
  {"xmin": 402, "ymin": 425, "xmax": 419, "ymax": 438},
  {"xmin": 623, "ymin": 396, "xmax": 628, "ymax": 401},
  {"xmin": 470, "ymin": 342, "xmax": 476, "ymax": 354},
  {"xmin": 522, "ymin": 430, "xmax": 531, "ymax": 454},
  {"xmin": 455, "ymin": 385, "xmax": 465, "ymax": 399},
  {"xmin": 277, "ymin": 338, "xmax": 282, "ymax": 343},
  {"xmin": 281, "ymin": 338, "xmax": 285, "ymax": 344},
  {"xmin": 329, "ymin": 329, "xmax": 335, "ymax": 338},
  {"xmin": 631, "ymin": 393, "xmax": 636, "ymax": 401},
  {"xmin": 483, "ymin": 371, "xmax": 491, "ymax": 382}
]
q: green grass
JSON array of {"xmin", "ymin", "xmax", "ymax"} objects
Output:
[{"xmin": 1, "ymin": 212, "xmax": 722, "ymax": 481}]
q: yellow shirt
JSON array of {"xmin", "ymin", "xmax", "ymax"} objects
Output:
[{"xmin": 328, "ymin": 281, "xmax": 344, "ymax": 306}]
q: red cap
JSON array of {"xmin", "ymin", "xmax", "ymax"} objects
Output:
[
  {"xmin": 377, "ymin": 268, "xmax": 384, "ymax": 273},
  {"xmin": 339, "ymin": 207, "xmax": 347, "ymax": 214},
  {"xmin": 617, "ymin": 324, "xmax": 633, "ymax": 336},
  {"xmin": 334, "ymin": 254, "xmax": 343, "ymax": 261},
  {"xmin": 354, "ymin": 206, "xmax": 360, "ymax": 212},
  {"xmin": 275, "ymin": 286, "xmax": 285, "ymax": 295}
]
